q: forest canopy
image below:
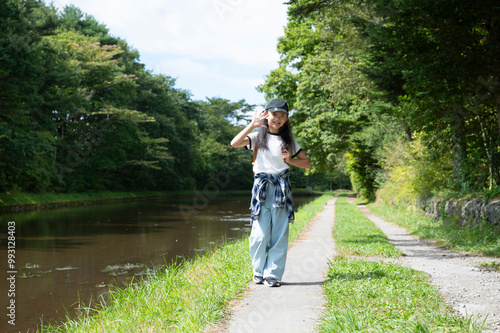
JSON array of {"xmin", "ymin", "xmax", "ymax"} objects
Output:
[
  {"xmin": 3, "ymin": 0, "xmax": 499, "ymax": 203},
  {"xmin": 0, "ymin": 0, "xmax": 279, "ymax": 193},
  {"xmin": 259, "ymin": 0, "xmax": 500, "ymax": 202}
]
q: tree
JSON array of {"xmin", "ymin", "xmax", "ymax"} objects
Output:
[
  {"xmin": 259, "ymin": 0, "xmax": 382, "ymax": 197},
  {"xmin": 362, "ymin": 0, "xmax": 500, "ymax": 192},
  {"xmin": 0, "ymin": 0, "xmax": 296, "ymax": 194},
  {"xmin": 0, "ymin": 0, "xmax": 59, "ymax": 191},
  {"xmin": 194, "ymin": 98, "xmax": 256, "ymax": 190},
  {"xmin": 132, "ymin": 72, "xmax": 200, "ymax": 190}
]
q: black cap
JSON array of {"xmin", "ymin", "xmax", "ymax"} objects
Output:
[{"xmin": 265, "ymin": 99, "xmax": 289, "ymax": 114}]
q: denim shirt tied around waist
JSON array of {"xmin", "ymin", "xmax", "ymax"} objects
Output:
[{"xmin": 250, "ymin": 169, "xmax": 296, "ymax": 224}]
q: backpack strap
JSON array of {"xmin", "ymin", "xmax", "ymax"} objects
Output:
[{"xmin": 252, "ymin": 147, "xmax": 258, "ymax": 176}]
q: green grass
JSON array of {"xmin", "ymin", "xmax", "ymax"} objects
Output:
[
  {"xmin": 41, "ymin": 193, "xmax": 334, "ymax": 332},
  {"xmin": 478, "ymin": 261, "xmax": 500, "ymax": 272},
  {"xmin": 0, "ymin": 190, "xmax": 248, "ymax": 208},
  {"xmin": 334, "ymin": 195, "xmax": 403, "ymax": 257},
  {"xmin": 0, "ymin": 189, "xmax": 318, "ymax": 210},
  {"xmin": 319, "ymin": 257, "xmax": 484, "ymax": 332},
  {"xmin": 319, "ymin": 194, "xmax": 485, "ymax": 332},
  {"xmin": 367, "ymin": 202, "xmax": 500, "ymax": 257}
]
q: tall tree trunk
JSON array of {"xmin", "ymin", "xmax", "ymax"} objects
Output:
[
  {"xmin": 477, "ymin": 116, "xmax": 494, "ymax": 190},
  {"xmin": 451, "ymin": 116, "xmax": 467, "ymax": 181},
  {"xmin": 404, "ymin": 126, "xmax": 413, "ymax": 142},
  {"xmin": 496, "ymin": 91, "xmax": 500, "ymax": 136}
]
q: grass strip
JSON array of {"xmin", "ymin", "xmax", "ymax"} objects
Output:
[
  {"xmin": 334, "ymin": 195, "xmax": 403, "ymax": 257},
  {"xmin": 319, "ymin": 257, "xmax": 483, "ymax": 332},
  {"xmin": 0, "ymin": 189, "xmax": 318, "ymax": 208},
  {"xmin": 43, "ymin": 193, "xmax": 334, "ymax": 332},
  {"xmin": 0, "ymin": 190, "xmax": 248, "ymax": 208},
  {"xmin": 367, "ymin": 202, "xmax": 500, "ymax": 257},
  {"xmin": 1, "ymin": 189, "xmax": 318, "ymax": 212}
]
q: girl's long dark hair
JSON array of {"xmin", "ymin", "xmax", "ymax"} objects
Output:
[{"xmin": 255, "ymin": 119, "xmax": 295, "ymax": 155}]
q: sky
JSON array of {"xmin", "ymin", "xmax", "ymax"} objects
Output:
[{"xmin": 45, "ymin": 0, "xmax": 290, "ymax": 107}]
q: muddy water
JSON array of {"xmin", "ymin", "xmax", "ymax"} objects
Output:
[{"xmin": 0, "ymin": 195, "xmax": 314, "ymax": 332}]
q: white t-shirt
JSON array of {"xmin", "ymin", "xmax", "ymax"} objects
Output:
[{"xmin": 246, "ymin": 131, "xmax": 302, "ymax": 175}]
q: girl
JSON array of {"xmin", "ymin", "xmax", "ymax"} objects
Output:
[{"xmin": 230, "ymin": 99, "xmax": 311, "ymax": 287}]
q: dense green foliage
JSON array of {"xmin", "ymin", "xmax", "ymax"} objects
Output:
[
  {"xmin": 259, "ymin": 0, "xmax": 500, "ymax": 201},
  {"xmin": 0, "ymin": 0, "xmax": 264, "ymax": 193},
  {"xmin": 5, "ymin": 0, "xmax": 499, "ymax": 200}
]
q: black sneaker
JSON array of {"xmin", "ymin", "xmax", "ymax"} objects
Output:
[
  {"xmin": 253, "ymin": 275, "xmax": 264, "ymax": 284},
  {"xmin": 264, "ymin": 277, "xmax": 281, "ymax": 287}
]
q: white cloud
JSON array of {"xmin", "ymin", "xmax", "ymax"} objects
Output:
[
  {"xmin": 46, "ymin": 0, "xmax": 288, "ymax": 104},
  {"xmin": 152, "ymin": 56, "xmax": 266, "ymax": 103},
  {"xmin": 50, "ymin": 0, "xmax": 286, "ymax": 65}
]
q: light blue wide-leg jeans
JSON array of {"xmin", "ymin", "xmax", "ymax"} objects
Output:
[{"xmin": 249, "ymin": 182, "xmax": 290, "ymax": 280}]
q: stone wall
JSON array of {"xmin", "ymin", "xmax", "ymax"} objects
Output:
[{"xmin": 419, "ymin": 197, "xmax": 500, "ymax": 227}]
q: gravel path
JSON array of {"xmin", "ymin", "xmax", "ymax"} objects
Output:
[{"xmin": 354, "ymin": 198, "xmax": 500, "ymax": 332}]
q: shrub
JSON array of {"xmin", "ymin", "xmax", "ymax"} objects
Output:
[{"xmin": 377, "ymin": 137, "xmax": 452, "ymax": 205}]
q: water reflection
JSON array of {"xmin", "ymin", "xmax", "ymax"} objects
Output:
[{"xmin": 0, "ymin": 195, "xmax": 314, "ymax": 332}]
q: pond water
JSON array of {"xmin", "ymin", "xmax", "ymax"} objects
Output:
[{"xmin": 0, "ymin": 194, "xmax": 314, "ymax": 332}]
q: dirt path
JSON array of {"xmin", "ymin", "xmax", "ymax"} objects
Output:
[{"xmin": 352, "ymin": 198, "xmax": 500, "ymax": 332}]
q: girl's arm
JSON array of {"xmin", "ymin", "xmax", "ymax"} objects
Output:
[
  {"xmin": 282, "ymin": 150, "xmax": 311, "ymax": 169},
  {"xmin": 230, "ymin": 109, "xmax": 268, "ymax": 148}
]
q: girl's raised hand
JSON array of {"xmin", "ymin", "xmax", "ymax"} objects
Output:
[{"xmin": 251, "ymin": 109, "xmax": 268, "ymax": 128}]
